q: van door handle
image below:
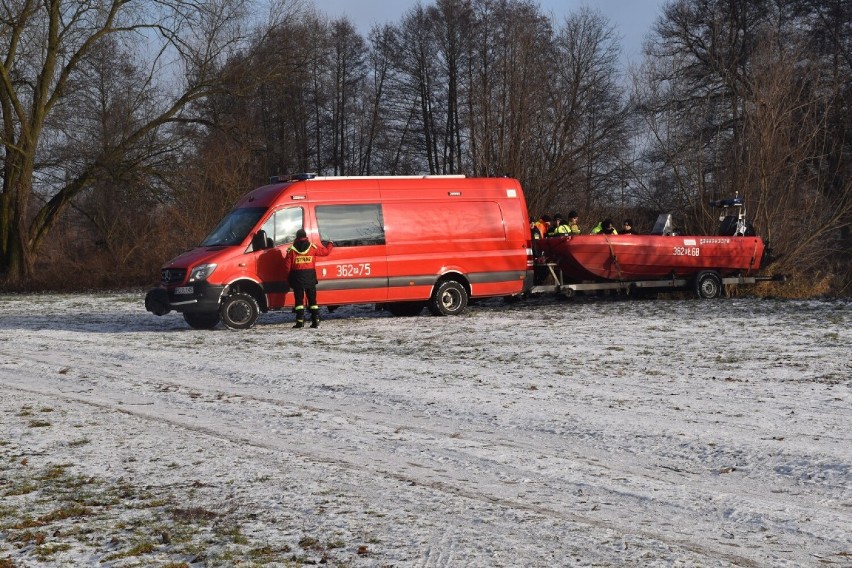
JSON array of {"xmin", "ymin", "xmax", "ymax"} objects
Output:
[{"xmin": 238, "ymin": 263, "xmax": 246, "ymax": 267}]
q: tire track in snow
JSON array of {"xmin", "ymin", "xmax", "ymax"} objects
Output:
[
  {"xmin": 5, "ymin": 343, "xmax": 848, "ymax": 514},
  {"xmin": 0, "ymin": 361, "xmax": 778, "ymax": 568},
  {"xmin": 2, "ymin": 296, "xmax": 849, "ymax": 567},
  {"xmin": 417, "ymin": 526, "xmax": 460, "ymax": 568}
]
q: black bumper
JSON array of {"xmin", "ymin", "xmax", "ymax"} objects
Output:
[{"xmin": 145, "ymin": 283, "xmax": 226, "ymax": 316}]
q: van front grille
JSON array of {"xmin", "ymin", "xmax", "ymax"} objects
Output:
[{"xmin": 161, "ymin": 268, "xmax": 187, "ymax": 285}]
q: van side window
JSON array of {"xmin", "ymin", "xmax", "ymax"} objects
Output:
[
  {"xmin": 259, "ymin": 207, "xmax": 303, "ymax": 247},
  {"xmin": 316, "ymin": 204, "xmax": 385, "ymax": 247}
]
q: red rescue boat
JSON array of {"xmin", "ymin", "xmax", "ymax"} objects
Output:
[
  {"xmin": 539, "ymin": 233, "xmax": 765, "ymax": 282},
  {"xmin": 536, "ymin": 196, "xmax": 772, "ymax": 297}
]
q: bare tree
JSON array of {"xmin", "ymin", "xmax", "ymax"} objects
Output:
[
  {"xmin": 328, "ymin": 19, "xmax": 367, "ymax": 175},
  {"xmin": 361, "ymin": 24, "xmax": 396, "ymax": 174},
  {"xmin": 0, "ymin": 0, "xmax": 275, "ymax": 285},
  {"xmin": 639, "ymin": 0, "xmax": 774, "ymax": 219},
  {"xmin": 538, "ymin": 7, "xmax": 627, "ymax": 218},
  {"xmin": 741, "ymin": 21, "xmax": 852, "ymax": 281},
  {"xmin": 465, "ymin": 0, "xmax": 554, "ymax": 181},
  {"xmin": 630, "ymin": 49, "xmax": 717, "ymax": 230},
  {"xmin": 51, "ymin": 36, "xmax": 187, "ymax": 284},
  {"xmin": 426, "ymin": 0, "xmax": 473, "ymax": 173},
  {"xmin": 636, "ymin": 0, "xmax": 852, "ymax": 290},
  {"xmin": 395, "ymin": 5, "xmax": 443, "ymax": 173}
]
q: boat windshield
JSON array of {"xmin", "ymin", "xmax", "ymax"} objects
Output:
[{"xmin": 200, "ymin": 207, "xmax": 267, "ymax": 247}]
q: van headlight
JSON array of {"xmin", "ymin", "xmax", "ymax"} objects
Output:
[{"xmin": 188, "ymin": 263, "xmax": 217, "ymax": 282}]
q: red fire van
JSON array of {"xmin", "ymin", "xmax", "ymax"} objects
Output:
[{"xmin": 145, "ymin": 174, "xmax": 534, "ymax": 329}]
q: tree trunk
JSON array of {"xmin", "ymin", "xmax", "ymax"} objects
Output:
[
  {"xmin": 0, "ymin": 218, "xmax": 31, "ymax": 286},
  {"xmin": 1, "ymin": 162, "xmax": 35, "ymax": 286}
]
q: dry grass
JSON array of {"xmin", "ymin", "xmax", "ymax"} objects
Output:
[{"xmin": 0, "ymin": 453, "xmax": 354, "ymax": 566}]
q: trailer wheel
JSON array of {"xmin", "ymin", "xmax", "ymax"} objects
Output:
[
  {"xmin": 695, "ymin": 271, "xmax": 723, "ymax": 299},
  {"xmin": 428, "ymin": 280, "xmax": 468, "ymax": 316},
  {"xmin": 183, "ymin": 311, "xmax": 220, "ymax": 330},
  {"xmin": 386, "ymin": 302, "xmax": 425, "ymax": 317},
  {"xmin": 220, "ymin": 292, "xmax": 260, "ymax": 330}
]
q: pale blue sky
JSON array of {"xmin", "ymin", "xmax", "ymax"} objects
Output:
[{"xmin": 310, "ymin": 0, "xmax": 668, "ymax": 67}]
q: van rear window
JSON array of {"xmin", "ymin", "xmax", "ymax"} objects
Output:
[{"xmin": 316, "ymin": 204, "xmax": 385, "ymax": 247}]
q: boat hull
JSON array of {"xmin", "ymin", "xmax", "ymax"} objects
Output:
[{"xmin": 538, "ymin": 234, "xmax": 765, "ymax": 282}]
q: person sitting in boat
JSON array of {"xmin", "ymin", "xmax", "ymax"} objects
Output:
[
  {"xmin": 621, "ymin": 219, "xmax": 636, "ymax": 234},
  {"xmin": 548, "ymin": 211, "xmax": 581, "ymax": 236},
  {"xmin": 533, "ymin": 215, "xmax": 551, "ymax": 239},
  {"xmin": 591, "ymin": 219, "xmax": 618, "ymax": 235},
  {"xmin": 546, "ymin": 213, "xmax": 564, "ymax": 236},
  {"xmin": 564, "ymin": 211, "xmax": 581, "ymax": 235}
]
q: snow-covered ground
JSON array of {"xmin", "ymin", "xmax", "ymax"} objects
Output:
[{"xmin": 1, "ymin": 291, "xmax": 850, "ymax": 567}]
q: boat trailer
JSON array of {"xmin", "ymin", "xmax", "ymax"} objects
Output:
[{"xmin": 531, "ymin": 262, "xmax": 786, "ymax": 299}]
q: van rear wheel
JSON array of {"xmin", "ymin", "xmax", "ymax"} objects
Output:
[
  {"xmin": 183, "ymin": 311, "xmax": 220, "ymax": 330},
  {"xmin": 428, "ymin": 280, "xmax": 468, "ymax": 316},
  {"xmin": 220, "ymin": 292, "xmax": 260, "ymax": 330}
]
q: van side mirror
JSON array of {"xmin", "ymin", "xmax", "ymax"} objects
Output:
[{"xmin": 251, "ymin": 230, "xmax": 269, "ymax": 251}]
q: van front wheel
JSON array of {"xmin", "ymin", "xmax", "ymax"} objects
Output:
[
  {"xmin": 220, "ymin": 292, "xmax": 260, "ymax": 330},
  {"xmin": 428, "ymin": 280, "xmax": 468, "ymax": 316}
]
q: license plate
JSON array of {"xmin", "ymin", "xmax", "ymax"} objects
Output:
[{"xmin": 175, "ymin": 286, "xmax": 193, "ymax": 295}]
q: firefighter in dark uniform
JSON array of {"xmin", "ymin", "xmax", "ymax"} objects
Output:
[{"xmin": 283, "ymin": 229, "xmax": 334, "ymax": 328}]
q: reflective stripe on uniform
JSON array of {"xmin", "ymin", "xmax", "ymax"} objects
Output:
[{"xmin": 287, "ymin": 243, "xmax": 317, "ymax": 253}]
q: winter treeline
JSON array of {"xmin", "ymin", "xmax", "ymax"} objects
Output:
[{"xmin": 1, "ymin": 0, "xmax": 850, "ymax": 292}]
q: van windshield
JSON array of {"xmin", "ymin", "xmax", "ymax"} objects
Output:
[{"xmin": 200, "ymin": 207, "xmax": 267, "ymax": 247}]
